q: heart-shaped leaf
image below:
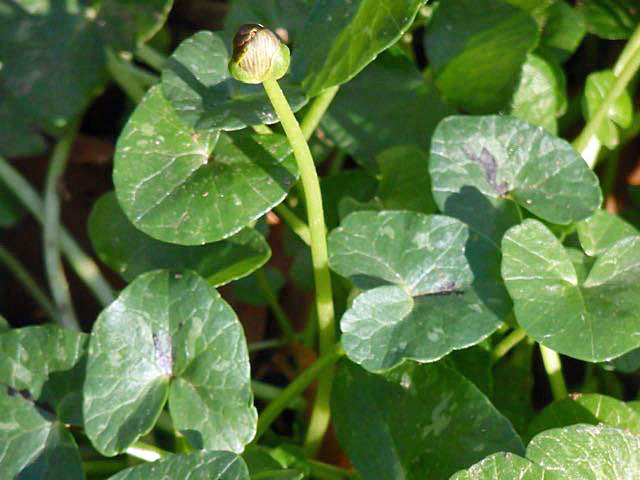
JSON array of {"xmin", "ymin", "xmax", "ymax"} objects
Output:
[
  {"xmin": 0, "ymin": 326, "xmax": 87, "ymax": 479},
  {"xmin": 108, "ymin": 451, "xmax": 249, "ymax": 480},
  {"xmin": 83, "ymin": 270, "xmax": 257, "ymax": 456},
  {"xmin": 425, "ymin": 0, "xmax": 539, "ymax": 113},
  {"xmin": 577, "ymin": 209, "xmax": 639, "ymax": 256},
  {"xmin": 321, "ymin": 52, "xmax": 452, "ymax": 171},
  {"xmin": 113, "ymin": 86, "xmax": 298, "ymax": 245},
  {"xmin": 161, "ymin": 31, "xmax": 306, "ymax": 131},
  {"xmin": 332, "ymin": 360, "xmax": 524, "ymax": 480},
  {"xmin": 89, "ymin": 192, "xmax": 270, "ymax": 286},
  {"xmin": 502, "ymin": 219, "xmax": 640, "ymax": 361},
  {"xmin": 430, "ymin": 115, "xmax": 602, "ymax": 226},
  {"xmin": 291, "ymin": 0, "xmax": 424, "ymax": 96},
  {"xmin": 329, "ymin": 211, "xmax": 509, "ymax": 372},
  {"xmin": 526, "ymin": 393, "xmax": 640, "ymax": 442},
  {"xmin": 450, "ymin": 452, "xmax": 552, "ymax": 480}
]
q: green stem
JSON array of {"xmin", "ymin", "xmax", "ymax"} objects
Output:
[
  {"xmin": 256, "ymin": 268, "xmax": 295, "ymax": 340},
  {"xmin": 43, "ymin": 120, "xmax": 81, "ymax": 330},
  {"xmin": 248, "ymin": 337, "xmax": 288, "ymax": 353},
  {"xmin": 573, "ymin": 23, "xmax": 640, "ymax": 168},
  {"xmin": 539, "ymin": 344, "xmax": 568, "ymax": 400},
  {"xmin": 0, "ymin": 156, "xmax": 114, "ymax": 307},
  {"xmin": 261, "ymin": 77, "xmax": 336, "ymax": 455},
  {"xmin": 252, "ymin": 379, "xmax": 306, "ymax": 409},
  {"xmin": 106, "ymin": 49, "xmax": 147, "ymax": 103},
  {"xmin": 0, "ymin": 244, "xmax": 59, "ymax": 322},
  {"xmin": 83, "ymin": 459, "xmax": 128, "ymax": 477},
  {"xmin": 274, "ymin": 204, "xmax": 311, "ymax": 246},
  {"xmin": 300, "ymin": 86, "xmax": 340, "ymax": 140},
  {"xmin": 135, "ymin": 43, "xmax": 168, "ymax": 72},
  {"xmin": 254, "ymin": 344, "xmax": 343, "ymax": 442},
  {"xmin": 308, "ymin": 459, "xmax": 360, "ymax": 480},
  {"xmin": 491, "ymin": 327, "xmax": 527, "ymax": 364},
  {"xmin": 252, "ymin": 124, "xmax": 274, "ymax": 135},
  {"xmin": 125, "ymin": 441, "xmax": 170, "ymax": 462}
]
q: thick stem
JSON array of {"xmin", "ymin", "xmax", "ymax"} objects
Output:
[
  {"xmin": 573, "ymin": 23, "xmax": 640, "ymax": 167},
  {"xmin": 253, "ymin": 344, "xmax": 343, "ymax": 442},
  {"xmin": 300, "ymin": 86, "xmax": 340, "ymax": 140},
  {"xmin": 539, "ymin": 345, "xmax": 568, "ymax": 400},
  {"xmin": 43, "ymin": 121, "xmax": 81, "ymax": 330},
  {"xmin": 106, "ymin": 49, "xmax": 150, "ymax": 103},
  {"xmin": 0, "ymin": 244, "xmax": 59, "ymax": 322},
  {"xmin": 261, "ymin": 77, "xmax": 336, "ymax": 455},
  {"xmin": 135, "ymin": 43, "xmax": 168, "ymax": 72},
  {"xmin": 0, "ymin": 156, "xmax": 114, "ymax": 306},
  {"xmin": 491, "ymin": 327, "xmax": 527, "ymax": 364}
]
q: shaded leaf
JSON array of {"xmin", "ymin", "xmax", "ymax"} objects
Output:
[
  {"xmin": 161, "ymin": 31, "xmax": 306, "ymax": 131},
  {"xmin": 328, "ymin": 211, "xmax": 508, "ymax": 372},
  {"xmin": 89, "ymin": 192, "xmax": 270, "ymax": 286},
  {"xmin": 446, "ymin": 346, "xmax": 493, "ymax": 397},
  {"xmin": 577, "ymin": 209, "xmax": 639, "ymax": 256},
  {"xmin": 84, "ymin": 270, "xmax": 256, "ymax": 456},
  {"xmin": 425, "ymin": 0, "xmax": 539, "ymax": 113},
  {"xmin": 0, "ymin": 86, "xmax": 47, "ymax": 158},
  {"xmin": 579, "ymin": 0, "xmax": 640, "ymax": 40},
  {"xmin": 502, "ymin": 219, "xmax": 640, "ymax": 361},
  {"xmin": 321, "ymin": 52, "xmax": 452, "ymax": 171},
  {"xmin": 108, "ymin": 450, "xmax": 249, "ymax": 480},
  {"xmin": 113, "ymin": 86, "xmax": 298, "ymax": 245},
  {"xmin": 536, "ymin": 1, "xmax": 586, "ymax": 63},
  {"xmin": 0, "ymin": 180, "xmax": 25, "ymax": 228},
  {"xmin": 332, "ymin": 360, "xmax": 524, "ymax": 480},
  {"xmin": 0, "ymin": 315, "xmax": 8, "ymax": 332},
  {"xmin": 430, "ymin": 115, "xmax": 602, "ymax": 225}
]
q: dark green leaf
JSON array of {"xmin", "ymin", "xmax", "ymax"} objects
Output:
[
  {"xmin": 0, "ymin": 86, "xmax": 47, "ymax": 158},
  {"xmin": 430, "ymin": 115, "xmax": 602, "ymax": 225},
  {"xmin": 320, "ymin": 169, "xmax": 378, "ymax": 229},
  {"xmin": 84, "ymin": 270, "xmax": 256, "ymax": 456},
  {"xmin": 526, "ymin": 424, "xmax": 640, "ymax": 478},
  {"xmin": 161, "ymin": 31, "xmax": 306, "ymax": 131},
  {"xmin": 607, "ymin": 347, "xmax": 640, "ymax": 373},
  {"xmin": 376, "ymin": 146, "xmax": 438, "ymax": 214},
  {"xmin": 291, "ymin": 0, "xmax": 424, "ymax": 96},
  {"xmin": 536, "ymin": 1, "xmax": 586, "ymax": 63},
  {"xmin": 0, "ymin": 326, "xmax": 88, "ymax": 425},
  {"xmin": 577, "ymin": 209, "xmax": 639, "ymax": 256},
  {"xmin": 0, "ymin": 180, "xmax": 25, "ymax": 228},
  {"xmin": 447, "ymin": 346, "xmax": 493, "ymax": 397},
  {"xmin": 328, "ymin": 211, "xmax": 508, "ymax": 372},
  {"xmin": 332, "ymin": 360, "xmax": 524, "ymax": 480},
  {"xmin": 425, "ymin": 0, "xmax": 539, "ymax": 113},
  {"xmin": 450, "ymin": 452, "xmax": 552, "ymax": 480},
  {"xmin": 321, "ymin": 52, "xmax": 452, "ymax": 171},
  {"xmin": 0, "ymin": 389, "xmax": 83, "ymax": 480},
  {"xmin": 526, "ymin": 393, "xmax": 640, "ymax": 442},
  {"xmin": 113, "ymin": 86, "xmax": 298, "ymax": 245},
  {"xmin": 502, "ymin": 219, "xmax": 640, "ymax": 362},
  {"xmin": 579, "ymin": 0, "xmax": 640, "ymax": 40},
  {"xmin": 583, "ymin": 70, "xmax": 633, "ymax": 149},
  {"xmin": 108, "ymin": 450, "xmax": 249, "ymax": 480},
  {"xmin": 0, "ymin": 315, "xmax": 8, "ymax": 332},
  {"xmin": 89, "ymin": 192, "xmax": 270, "ymax": 286},
  {"xmin": 502, "ymin": 0, "xmax": 556, "ymax": 24},
  {"xmin": 511, "ymin": 54, "xmax": 564, "ymax": 134},
  {"xmin": 230, "ymin": 266, "xmax": 285, "ymax": 306}
]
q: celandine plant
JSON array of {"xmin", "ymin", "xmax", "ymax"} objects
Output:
[{"xmin": 1, "ymin": 0, "xmax": 640, "ymax": 479}]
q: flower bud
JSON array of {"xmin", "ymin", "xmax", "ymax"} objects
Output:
[{"xmin": 229, "ymin": 24, "xmax": 291, "ymax": 84}]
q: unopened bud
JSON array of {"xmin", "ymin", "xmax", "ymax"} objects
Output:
[{"xmin": 229, "ymin": 24, "xmax": 290, "ymax": 84}]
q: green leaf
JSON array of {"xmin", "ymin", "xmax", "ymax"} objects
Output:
[
  {"xmin": 536, "ymin": 1, "xmax": 587, "ymax": 64},
  {"xmin": 0, "ymin": 315, "xmax": 9, "ymax": 332},
  {"xmin": 0, "ymin": 86, "xmax": 47, "ymax": 158},
  {"xmin": 577, "ymin": 209, "xmax": 639, "ymax": 256},
  {"xmin": 83, "ymin": 270, "xmax": 256, "ymax": 456},
  {"xmin": 526, "ymin": 424, "xmax": 640, "ymax": 478},
  {"xmin": 0, "ymin": 180, "xmax": 26, "ymax": 228},
  {"xmin": 582, "ymin": 69, "xmax": 634, "ymax": 149},
  {"xmin": 290, "ymin": 0, "xmax": 424, "ymax": 96},
  {"xmin": 223, "ymin": 0, "xmax": 313, "ymax": 47},
  {"xmin": 0, "ymin": 326, "xmax": 88, "ymax": 425},
  {"xmin": 319, "ymin": 169, "xmax": 378, "ymax": 229},
  {"xmin": 332, "ymin": 360, "xmax": 524, "ymax": 480},
  {"xmin": 89, "ymin": 192, "xmax": 270, "ymax": 286},
  {"xmin": 579, "ymin": 0, "xmax": 640, "ymax": 40},
  {"xmin": 502, "ymin": 0, "xmax": 556, "ymax": 23},
  {"xmin": 502, "ymin": 219, "xmax": 640, "ymax": 362},
  {"xmin": 161, "ymin": 31, "xmax": 306, "ymax": 131},
  {"xmin": 230, "ymin": 266, "xmax": 284, "ymax": 306},
  {"xmin": 328, "ymin": 211, "xmax": 508, "ymax": 372},
  {"xmin": 113, "ymin": 86, "xmax": 298, "ymax": 245},
  {"xmin": 450, "ymin": 452, "xmax": 552, "ymax": 480},
  {"xmin": 511, "ymin": 54, "xmax": 565, "ymax": 134},
  {"xmin": 425, "ymin": 0, "xmax": 539, "ymax": 113},
  {"xmin": 526, "ymin": 393, "xmax": 640, "ymax": 442},
  {"xmin": 607, "ymin": 347, "xmax": 640, "ymax": 373},
  {"xmin": 430, "ymin": 115, "xmax": 602, "ymax": 225},
  {"xmin": 108, "ymin": 450, "xmax": 249, "ymax": 480},
  {"xmin": 376, "ymin": 145, "xmax": 438, "ymax": 214},
  {"xmin": 321, "ymin": 52, "xmax": 452, "ymax": 171},
  {"xmin": 446, "ymin": 346, "xmax": 493, "ymax": 397},
  {"xmin": 0, "ymin": 389, "xmax": 84, "ymax": 480}
]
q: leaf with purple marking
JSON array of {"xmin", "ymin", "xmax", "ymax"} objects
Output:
[
  {"xmin": 328, "ymin": 211, "xmax": 510, "ymax": 372},
  {"xmin": 430, "ymin": 115, "xmax": 602, "ymax": 227},
  {"xmin": 83, "ymin": 270, "xmax": 256, "ymax": 456}
]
